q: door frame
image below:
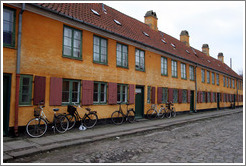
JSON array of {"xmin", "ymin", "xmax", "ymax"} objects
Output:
[
  {"xmin": 3, "ymin": 73, "xmax": 12, "ymax": 136},
  {"xmin": 135, "ymin": 85, "xmax": 144, "ymax": 118}
]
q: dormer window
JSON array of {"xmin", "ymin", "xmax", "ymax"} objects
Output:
[
  {"xmin": 161, "ymin": 39, "xmax": 167, "ymax": 44},
  {"xmin": 186, "ymin": 50, "xmax": 190, "ymax": 54},
  {"xmin": 91, "ymin": 9, "xmax": 100, "ymax": 16},
  {"xmin": 171, "ymin": 43, "xmax": 176, "ymax": 48},
  {"xmin": 114, "ymin": 19, "xmax": 121, "ymax": 25},
  {"xmin": 207, "ymin": 60, "xmax": 211, "ymax": 63},
  {"xmin": 143, "ymin": 31, "xmax": 149, "ymax": 37}
]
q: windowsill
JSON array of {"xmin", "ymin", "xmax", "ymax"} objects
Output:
[
  {"xmin": 181, "ymin": 78, "xmax": 187, "ymax": 80},
  {"xmin": 161, "ymin": 74, "xmax": 168, "ymax": 77},
  {"xmin": 93, "ymin": 102, "xmax": 107, "ymax": 105},
  {"xmin": 63, "ymin": 55, "xmax": 83, "ymax": 61},
  {"xmin": 3, "ymin": 45, "xmax": 16, "ymax": 49},
  {"xmin": 136, "ymin": 68, "xmax": 145, "ymax": 72},
  {"xmin": 19, "ymin": 104, "xmax": 33, "ymax": 107},
  {"xmin": 190, "ymin": 79, "xmax": 195, "ymax": 81},
  {"xmin": 93, "ymin": 61, "xmax": 108, "ymax": 66},
  {"xmin": 117, "ymin": 65, "xmax": 129, "ymax": 69},
  {"xmin": 172, "ymin": 76, "xmax": 178, "ymax": 78}
]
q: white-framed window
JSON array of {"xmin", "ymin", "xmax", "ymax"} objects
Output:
[
  {"xmin": 207, "ymin": 71, "xmax": 210, "ymax": 83},
  {"xmin": 117, "ymin": 84, "xmax": 128, "ymax": 103},
  {"xmin": 201, "ymin": 69, "xmax": 205, "ymax": 83},
  {"xmin": 181, "ymin": 63, "xmax": 187, "ymax": 79},
  {"xmin": 93, "ymin": 82, "xmax": 107, "ymax": 104},
  {"xmin": 116, "ymin": 43, "xmax": 128, "ymax": 68},
  {"xmin": 212, "ymin": 72, "xmax": 215, "ymax": 84},
  {"xmin": 216, "ymin": 74, "xmax": 219, "ymax": 85},
  {"xmin": 62, "ymin": 79, "xmax": 80, "ymax": 104},
  {"xmin": 189, "ymin": 65, "xmax": 194, "ymax": 81},
  {"xmin": 172, "ymin": 60, "xmax": 177, "ymax": 77},
  {"xmin": 161, "ymin": 57, "xmax": 168, "ymax": 76}
]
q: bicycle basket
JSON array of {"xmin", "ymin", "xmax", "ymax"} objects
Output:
[
  {"xmin": 34, "ymin": 107, "xmax": 41, "ymax": 117},
  {"xmin": 67, "ymin": 105, "xmax": 76, "ymax": 115}
]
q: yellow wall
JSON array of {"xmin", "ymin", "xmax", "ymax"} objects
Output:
[{"xmin": 3, "ymin": 6, "xmax": 243, "ymax": 127}]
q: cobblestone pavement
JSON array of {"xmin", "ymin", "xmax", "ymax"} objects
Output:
[{"xmin": 7, "ymin": 112, "xmax": 243, "ymax": 163}]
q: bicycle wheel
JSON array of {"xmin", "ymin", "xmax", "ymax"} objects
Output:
[
  {"xmin": 146, "ymin": 109, "xmax": 157, "ymax": 119},
  {"xmin": 55, "ymin": 115, "xmax": 69, "ymax": 133},
  {"xmin": 26, "ymin": 118, "xmax": 47, "ymax": 138},
  {"xmin": 127, "ymin": 110, "xmax": 135, "ymax": 123},
  {"xmin": 171, "ymin": 108, "xmax": 176, "ymax": 117},
  {"xmin": 111, "ymin": 111, "xmax": 124, "ymax": 125},
  {"xmin": 66, "ymin": 114, "xmax": 76, "ymax": 130},
  {"xmin": 83, "ymin": 113, "xmax": 98, "ymax": 129},
  {"xmin": 165, "ymin": 109, "xmax": 172, "ymax": 118}
]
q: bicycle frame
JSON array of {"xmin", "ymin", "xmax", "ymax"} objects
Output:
[{"xmin": 152, "ymin": 104, "xmax": 164, "ymax": 116}]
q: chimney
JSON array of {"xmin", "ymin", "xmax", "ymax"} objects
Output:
[
  {"xmin": 202, "ymin": 44, "xmax": 210, "ymax": 56},
  {"xmin": 180, "ymin": 30, "xmax": 189, "ymax": 47},
  {"xmin": 230, "ymin": 58, "xmax": 232, "ymax": 68},
  {"xmin": 218, "ymin": 52, "xmax": 224, "ymax": 63},
  {"xmin": 144, "ymin": 10, "xmax": 158, "ymax": 31}
]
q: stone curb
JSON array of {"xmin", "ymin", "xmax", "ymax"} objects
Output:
[{"xmin": 3, "ymin": 109, "xmax": 242, "ymax": 162}]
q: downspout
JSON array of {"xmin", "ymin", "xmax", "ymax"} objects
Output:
[
  {"xmin": 14, "ymin": 3, "xmax": 25, "ymax": 137},
  {"xmin": 194, "ymin": 65, "xmax": 198, "ymax": 113}
]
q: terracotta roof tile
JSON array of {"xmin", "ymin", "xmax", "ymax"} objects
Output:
[{"xmin": 33, "ymin": 3, "xmax": 241, "ymax": 79}]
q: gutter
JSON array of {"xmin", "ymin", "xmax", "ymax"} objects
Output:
[
  {"xmin": 14, "ymin": 3, "xmax": 25, "ymax": 137},
  {"xmin": 29, "ymin": 3, "xmax": 241, "ymax": 80},
  {"xmin": 194, "ymin": 65, "xmax": 198, "ymax": 113}
]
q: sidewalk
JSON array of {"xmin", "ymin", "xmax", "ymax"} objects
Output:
[{"xmin": 3, "ymin": 108, "xmax": 243, "ymax": 162}]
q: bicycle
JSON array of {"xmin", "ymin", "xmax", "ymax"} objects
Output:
[
  {"xmin": 165, "ymin": 101, "xmax": 176, "ymax": 118},
  {"xmin": 65, "ymin": 104, "xmax": 98, "ymax": 130},
  {"xmin": 26, "ymin": 102, "xmax": 69, "ymax": 138},
  {"xmin": 146, "ymin": 104, "xmax": 167, "ymax": 119},
  {"xmin": 111, "ymin": 102, "xmax": 135, "ymax": 125}
]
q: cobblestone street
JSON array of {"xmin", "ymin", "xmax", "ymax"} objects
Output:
[{"xmin": 8, "ymin": 112, "xmax": 243, "ymax": 163}]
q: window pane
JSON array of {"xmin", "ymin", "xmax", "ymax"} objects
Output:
[
  {"xmin": 22, "ymin": 86, "xmax": 29, "ymax": 94},
  {"xmin": 74, "ymin": 30, "xmax": 81, "ymax": 40},
  {"xmin": 94, "ymin": 45, "xmax": 100, "ymax": 53},
  {"xmin": 93, "ymin": 83, "xmax": 98, "ymax": 102},
  {"xmin": 94, "ymin": 53, "xmax": 99, "ymax": 61},
  {"xmin": 64, "ymin": 37, "xmax": 72, "ymax": 46},
  {"xmin": 101, "ymin": 54, "xmax": 106, "ymax": 63},
  {"xmin": 117, "ymin": 44, "xmax": 121, "ymax": 51},
  {"xmin": 23, "ymin": 77, "xmax": 30, "ymax": 85},
  {"xmin": 64, "ymin": 27, "xmax": 72, "ymax": 37},
  {"xmin": 64, "ymin": 46, "xmax": 71, "ymax": 56},
  {"xmin": 101, "ymin": 39, "xmax": 107, "ymax": 47},
  {"xmin": 62, "ymin": 81, "xmax": 70, "ymax": 102},
  {"xmin": 73, "ymin": 48, "xmax": 80, "ymax": 58},
  {"xmin": 73, "ymin": 39, "xmax": 81, "ymax": 49},
  {"xmin": 94, "ymin": 36, "xmax": 100, "ymax": 45},
  {"xmin": 21, "ymin": 94, "xmax": 29, "ymax": 102},
  {"xmin": 101, "ymin": 47, "xmax": 107, "ymax": 55}
]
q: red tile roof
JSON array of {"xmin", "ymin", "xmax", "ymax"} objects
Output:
[{"xmin": 32, "ymin": 3, "xmax": 241, "ymax": 79}]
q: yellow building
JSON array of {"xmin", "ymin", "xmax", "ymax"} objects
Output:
[{"xmin": 3, "ymin": 3, "xmax": 243, "ymax": 136}]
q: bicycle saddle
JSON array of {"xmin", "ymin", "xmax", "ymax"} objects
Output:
[
  {"xmin": 126, "ymin": 103, "xmax": 129, "ymax": 105},
  {"xmin": 53, "ymin": 108, "xmax": 59, "ymax": 112},
  {"xmin": 85, "ymin": 108, "xmax": 91, "ymax": 111}
]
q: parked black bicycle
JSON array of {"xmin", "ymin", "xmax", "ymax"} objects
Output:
[
  {"xmin": 111, "ymin": 102, "xmax": 135, "ymax": 125},
  {"xmin": 65, "ymin": 104, "xmax": 98, "ymax": 130},
  {"xmin": 26, "ymin": 101, "xmax": 69, "ymax": 138}
]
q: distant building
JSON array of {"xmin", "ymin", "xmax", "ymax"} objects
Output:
[{"xmin": 3, "ymin": 3, "xmax": 243, "ymax": 136}]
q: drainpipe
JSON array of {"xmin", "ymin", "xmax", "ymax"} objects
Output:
[
  {"xmin": 194, "ymin": 65, "xmax": 197, "ymax": 113},
  {"xmin": 14, "ymin": 3, "xmax": 25, "ymax": 137}
]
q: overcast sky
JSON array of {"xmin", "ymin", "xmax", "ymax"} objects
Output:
[{"xmin": 104, "ymin": 1, "xmax": 245, "ymax": 75}]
